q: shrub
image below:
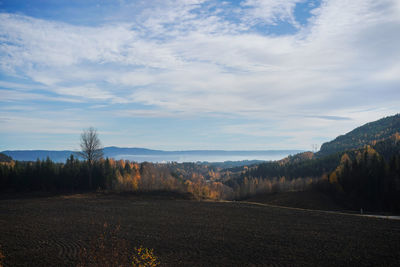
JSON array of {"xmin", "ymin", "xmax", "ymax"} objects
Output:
[
  {"xmin": 131, "ymin": 246, "xmax": 159, "ymax": 267},
  {"xmin": 77, "ymin": 223, "xmax": 159, "ymax": 267}
]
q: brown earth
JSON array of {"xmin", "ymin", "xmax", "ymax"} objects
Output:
[{"xmin": 0, "ymin": 193, "xmax": 399, "ymax": 266}]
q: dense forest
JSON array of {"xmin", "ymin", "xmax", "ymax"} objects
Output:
[
  {"xmin": 239, "ymin": 133, "xmax": 400, "ymax": 211},
  {"xmin": 3, "ymin": 133, "xmax": 398, "ymax": 211},
  {"xmin": 318, "ymin": 114, "xmax": 400, "ymax": 156},
  {"xmin": 0, "ymin": 155, "xmax": 235, "ymax": 200},
  {"xmin": 1, "ymin": 115, "xmax": 400, "ymax": 212}
]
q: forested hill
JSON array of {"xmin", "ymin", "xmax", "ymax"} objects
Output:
[
  {"xmin": 318, "ymin": 114, "xmax": 400, "ymax": 156},
  {"xmin": 0, "ymin": 153, "xmax": 12, "ymax": 162}
]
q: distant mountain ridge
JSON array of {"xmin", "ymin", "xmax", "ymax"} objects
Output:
[
  {"xmin": 1, "ymin": 147, "xmax": 302, "ymax": 163},
  {"xmin": 318, "ymin": 114, "xmax": 400, "ymax": 156}
]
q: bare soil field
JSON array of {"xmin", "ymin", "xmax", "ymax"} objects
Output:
[{"xmin": 0, "ymin": 193, "xmax": 399, "ymax": 266}]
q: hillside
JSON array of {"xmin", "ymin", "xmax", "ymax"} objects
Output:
[
  {"xmin": 239, "ymin": 126, "xmax": 400, "ymax": 212},
  {"xmin": 246, "ymin": 133, "xmax": 400, "ymax": 182},
  {"xmin": 0, "ymin": 153, "xmax": 12, "ymax": 162},
  {"xmin": 318, "ymin": 114, "xmax": 400, "ymax": 156}
]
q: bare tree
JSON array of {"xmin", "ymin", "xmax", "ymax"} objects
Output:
[{"xmin": 79, "ymin": 127, "xmax": 103, "ymax": 189}]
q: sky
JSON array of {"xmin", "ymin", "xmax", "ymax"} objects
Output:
[{"xmin": 0, "ymin": 0, "xmax": 399, "ymax": 151}]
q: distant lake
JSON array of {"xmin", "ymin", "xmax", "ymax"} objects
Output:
[
  {"xmin": 2, "ymin": 148, "xmax": 304, "ymax": 163},
  {"xmin": 114, "ymin": 151, "xmax": 301, "ymax": 163}
]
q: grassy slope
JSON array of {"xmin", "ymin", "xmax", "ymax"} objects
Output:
[{"xmin": 0, "ymin": 194, "xmax": 399, "ymax": 266}]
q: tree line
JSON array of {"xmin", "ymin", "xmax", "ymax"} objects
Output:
[
  {"xmin": 323, "ymin": 147, "xmax": 400, "ymax": 211},
  {"xmin": 0, "ymin": 156, "xmax": 236, "ymax": 200},
  {"xmin": 239, "ymin": 135, "xmax": 400, "ymax": 212},
  {"xmin": 1, "ymin": 127, "xmax": 399, "ymax": 212}
]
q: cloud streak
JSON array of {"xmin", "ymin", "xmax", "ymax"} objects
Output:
[{"xmin": 0, "ymin": 0, "xmax": 399, "ymax": 149}]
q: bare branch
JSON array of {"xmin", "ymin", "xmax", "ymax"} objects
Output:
[{"xmin": 79, "ymin": 127, "xmax": 103, "ymax": 165}]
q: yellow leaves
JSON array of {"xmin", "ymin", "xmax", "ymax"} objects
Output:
[
  {"xmin": 77, "ymin": 223, "xmax": 159, "ymax": 267},
  {"xmin": 328, "ymin": 171, "xmax": 344, "ymax": 192},
  {"xmin": 365, "ymin": 145, "xmax": 378, "ymax": 157},
  {"xmin": 354, "ymin": 145, "xmax": 381, "ymax": 164},
  {"xmin": 0, "ymin": 160, "xmax": 15, "ymax": 167},
  {"xmin": 391, "ymin": 132, "xmax": 400, "ymax": 143},
  {"xmin": 118, "ymin": 159, "xmax": 125, "ymax": 169},
  {"xmin": 184, "ymin": 178, "xmax": 227, "ymax": 200},
  {"xmin": 114, "ymin": 170, "xmax": 140, "ymax": 192},
  {"xmin": 133, "ymin": 163, "xmax": 140, "ymax": 171},
  {"xmin": 108, "ymin": 158, "xmax": 116, "ymax": 167},
  {"xmin": 332, "ymin": 153, "xmax": 352, "ymax": 177},
  {"xmin": 331, "ymin": 155, "xmax": 348, "ymax": 184},
  {"xmin": 329, "ymin": 172, "xmax": 338, "ymax": 184},
  {"xmin": 340, "ymin": 153, "xmax": 351, "ymax": 165},
  {"xmin": 132, "ymin": 246, "xmax": 159, "ymax": 267}
]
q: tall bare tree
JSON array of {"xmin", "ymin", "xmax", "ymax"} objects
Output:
[{"xmin": 80, "ymin": 127, "xmax": 103, "ymax": 189}]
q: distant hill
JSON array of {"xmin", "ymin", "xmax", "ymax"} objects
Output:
[
  {"xmin": 0, "ymin": 147, "xmax": 161, "ymax": 162},
  {"xmin": 1, "ymin": 147, "xmax": 302, "ymax": 163},
  {"xmin": 318, "ymin": 114, "xmax": 400, "ymax": 156},
  {"xmin": 246, "ymin": 120, "xmax": 400, "ymax": 182},
  {"xmin": 1, "ymin": 150, "xmax": 75, "ymax": 163},
  {"xmin": 0, "ymin": 152, "xmax": 12, "ymax": 162}
]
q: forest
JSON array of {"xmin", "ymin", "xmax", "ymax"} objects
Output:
[
  {"xmin": 1, "ymin": 116, "xmax": 400, "ymax": 212},
  {"xmin": 241, "ymin": 133, "xmax": 400, "ymax": 211},
  {"xmin": 318, "ymin": 114, "xmax": 400, "ymax": 156},
  {"xmin": 0, "ymin": 154, "xmax": 234, "ymax": 200},
  {"xmin": 1, "ymin": 135, "xmax": 399, "ymax": 211}
]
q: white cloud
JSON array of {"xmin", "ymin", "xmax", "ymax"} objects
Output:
[
  {"xmin": 0, "ymin": 0, "xmax": 399, "ymax": 149},
  {"xmin": 0, "ymin": 89, "xmax": 83, "ymax": 103},
  {"xmin": 372, "ymin": 64, "xmax": 400, "ymax": 82},
  {"xmin": 54, "ymin": 84, "xmax": 123, "ymax": 102},
  {"xmin": 241, "ymin": 0, "xmax": 305, "ymax": 27},
  {"xmin": 0, "ymin": 112, "xmax": 86, "ymax": 134}
]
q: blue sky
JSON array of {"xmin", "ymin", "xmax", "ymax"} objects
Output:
[{"xmin": 0, "ymin": 0, "xmax": 399, "ymax": 151}]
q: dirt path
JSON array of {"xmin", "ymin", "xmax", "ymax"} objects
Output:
[{"xmin": 238, "ymin": 200, "xmax": 400, "ymax": 220}]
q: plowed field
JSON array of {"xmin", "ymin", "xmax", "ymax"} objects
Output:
[{"xmin": 0, "ymin": 193, "xmax": 399, "ymax": 266}]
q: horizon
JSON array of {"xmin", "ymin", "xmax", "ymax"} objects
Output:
[
  {"xmin": 1, "ymin": 0, "xmax": 400, "ymax": 151},
  {"xmin": 2, "ymin": 146, "xmax": 304, "ymax": 163},
  {"xmin": 1, "ymin": 146, "xmax": 304, "ymax": 152}
]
